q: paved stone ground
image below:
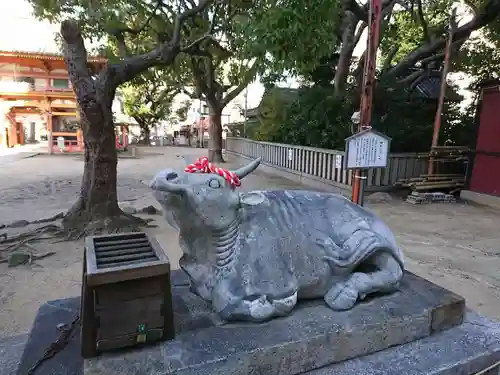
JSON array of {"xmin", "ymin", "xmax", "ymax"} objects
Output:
[{"xmin": 0, "ymin": 146, "xmax": 499, "ymax": 339}]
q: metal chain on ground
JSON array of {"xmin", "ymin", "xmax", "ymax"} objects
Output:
[{"xmin": 27, "ymin": 315, "xmax": 80, "ymax": 375}]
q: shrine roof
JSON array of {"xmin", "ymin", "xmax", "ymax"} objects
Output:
[{"xmin": 0, "ymin": 50, "xmax": 106, "ymax": 70}]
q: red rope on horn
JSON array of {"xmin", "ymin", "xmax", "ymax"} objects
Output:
[{"xmin": 184, "ymin": 156, "xmax": 241, "ymax": 187}]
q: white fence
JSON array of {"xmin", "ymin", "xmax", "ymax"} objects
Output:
[{"xmin": 226, "ymin": 137, "xmax": 433, "ymax": 191}]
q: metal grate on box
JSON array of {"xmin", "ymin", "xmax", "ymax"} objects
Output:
[{"xmin": 93, "ymin": 233, "xmax": 159, "ymax": 269}]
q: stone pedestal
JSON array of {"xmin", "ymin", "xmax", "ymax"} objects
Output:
[
  {"xmin": 0, "ymin": 334, "xmax": 28, "ymax": 375},
  {"xmin": 7, "ymin": 271, "xmax": 500, "ymax": 375}
]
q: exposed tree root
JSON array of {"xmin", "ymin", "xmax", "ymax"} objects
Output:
[
  {"xmin": 53, "ymin": 196, "xmax": 157, "ymax": 240},
  {"xmin": 0, "ymin": 206, "xmax": 156, "ymax": 266},
  {"xmin": 0, "ymin": 225, "xmax": 64, "ymax": 266},
  {"xmin": 60, "ymin": 210, "xmax": 155, "ymax": 241}
]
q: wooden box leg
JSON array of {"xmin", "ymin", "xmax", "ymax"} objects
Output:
[
  {"xmin": 162, "ymin": 274, "xmax": 175, "ymax": 341},
  {"xmin": 81, "ymin": 250, "xmax": 98, "ymax": 358}
]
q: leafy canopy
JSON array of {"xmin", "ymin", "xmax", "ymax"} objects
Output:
[
  {"xmin": 233, "ymin": 0, "xmax": 343, "ymax": 78},
  {"xmin": 121, "ymin": 69, "xmax": 177, "ymax": 130}
]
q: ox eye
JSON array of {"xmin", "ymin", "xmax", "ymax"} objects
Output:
[
  {"xmin": 209, "ymin": 179, "xmax": 220, "ymax": 188},
  {"xmin": 166, "ymin": 172, "xmax": 178, "ymax": 181}
]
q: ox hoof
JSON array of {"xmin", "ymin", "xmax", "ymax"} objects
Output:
[
  {"xmin": 271, "ymin": 292, "xmax": 298, "ymax": 316},
  {"xmin": 248, "ymin": 296, "xmax": 276, "ymax": 321},
  {"xmin": 325, "ymin": 281, "xmax": 359, "ymax": 311}
]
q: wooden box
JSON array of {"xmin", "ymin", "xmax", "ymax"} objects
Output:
[{"xmin": 81, "ymin": 232, "xmax": 175, "ymax": 358}]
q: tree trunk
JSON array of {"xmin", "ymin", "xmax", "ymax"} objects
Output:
[
  {"xmin": 334, "ymin": 12, "xmax": 359, "ymax": 98},
  {"xmin": 62, "ymin": 88, "xmax": 147, "ymax": 235},
  {"xmin": 141, "ymin": 126, "xmax": 151, "ymax": 145},
  {"xmin": 70, "ymin": 118, "xmax": 119, "ymax": 215},
  {"xmin": 207, "ymin": 102, "xmax": 224, "ymax": 163}
]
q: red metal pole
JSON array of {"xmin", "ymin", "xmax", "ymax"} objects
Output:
[
  {"xmin": 352, "ymin": 0, "xmax": 382, "ymax": 204},
  {"xmin": 428, "ymin": 10, "xmax": 455, "ymax": 175}
]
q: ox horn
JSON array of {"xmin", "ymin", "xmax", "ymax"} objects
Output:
[{"xmin": 233, "ymin": 157, "xmax": 261, "ymax": 179}]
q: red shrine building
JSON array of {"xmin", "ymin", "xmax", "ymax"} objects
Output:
[{"xmin": 461, "ymin": 79, "xmax": 500, "ymax": 207}]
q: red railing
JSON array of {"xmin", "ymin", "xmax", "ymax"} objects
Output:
[
  {"xmin": 51, "ymin": 139, "xmax": 83, "ymax": 153},
  {"xmin": 51, "ymin": 131, "xmax": 83, "ymax": 153}
]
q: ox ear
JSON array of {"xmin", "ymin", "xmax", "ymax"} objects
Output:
[
  {"xmin": 233, "ymin": 158, "xmax": 261, "ymax": 179},
  {"xmin": 240, "ymin": 192, "xmax": 267, "ymax": 206}
]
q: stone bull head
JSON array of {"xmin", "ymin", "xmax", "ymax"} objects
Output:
[{"xmin": 150, "ymin": 158, "xmax": 262, "ymax": 230}]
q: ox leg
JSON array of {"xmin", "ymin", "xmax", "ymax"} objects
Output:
[
  {"xmin": 325, "ymin": 252, "xmax": 403, "ymax": 311},
  {"xmin": 218, "ymin": 296, "xmax": 276, "ymax": 322},
  {"xmin": 217, "ymin": 293, "xmax": 298, "ymax": 322}
]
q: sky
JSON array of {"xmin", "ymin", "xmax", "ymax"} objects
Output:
[{"xmin": 0, "ymin": 1, "xmax": 61, "ymax": 53}]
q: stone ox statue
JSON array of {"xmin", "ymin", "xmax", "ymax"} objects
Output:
[{"xmin": 150, "ymin": 158, "xmax": 404, "ymax": 322}]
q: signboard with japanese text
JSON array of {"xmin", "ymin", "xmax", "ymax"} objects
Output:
[{"xmin": 344, "ymin": 129, "xmax": 391, "ymax": 170}]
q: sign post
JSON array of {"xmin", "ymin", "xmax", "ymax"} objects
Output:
[
  {"xmin": 344, "ymin": 129, "xmax": 391, "ymax": 206},
  {"xmin": 351, "ymin": 0, "xmax": 382, "ymax": 205}
]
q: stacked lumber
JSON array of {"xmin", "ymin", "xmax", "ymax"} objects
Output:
[
  {"xmin": 396, "ymin": 173, "xmax": 465, "ymax": 192},
  {"xmin": 428, "ymin": 145, "xmax": 469, "ymax": 163},
  {"xmin": 396, "ymin": 146, "xmax": 468, "ymax": 203},
  {"xmin": 406, "ymin": 191, "xmax": 456, "ymax": 205}
]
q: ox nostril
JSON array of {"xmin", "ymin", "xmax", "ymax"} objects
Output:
[{"xmin": 166, "ymin": 172, "xmax": 178, "ymax": 181}]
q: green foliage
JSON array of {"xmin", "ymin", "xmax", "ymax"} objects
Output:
[
  {"xmin": 252, "ymin": 81, "xmax": 470, "ymax": 153},
  {"xmin": 121, "ymin": 69, "xmax": 176, "ymax": 131},
  {"xmin": 442, "ymin": 100, "xmax": 477, "ymax": 148},
  {"xmin": 175, "ymin": 100, "xmax": 191, "ymax": 122},
  {"xmin": 371, "ymin": 82, "xmax": 437, "ymax": 152},
  {"xmin": 28, "ymin": 0, "xmax": 209, "ymax": 58},
  {"xmin": 271, "ymin": 87, "xmax": 353, "ymax": 149},
  {"xmin": 234, "ymin": 0, "xmax": 343, "ymax": 78},
  {"xmin": 455, "ymin": 28, "xmax": 500, "ymax": 86},
  {"xmin": 380, "ymin": 0, "xmax": 451, "ymax": 65}
]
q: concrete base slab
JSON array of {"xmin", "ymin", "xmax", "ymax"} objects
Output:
[
  {"xmin": 84, "ymin": 272, "xmax": 464, "ymax": 375},
  {"xmin": 8, "ymin": 307, "xmax": 500, "ymax": 375},
  {"xmin": 14, "ymin": 270, "xmax": 468, "ymax": 375},
  {"xmin": 461, "ymin": 190, "xmax": 500, "ymax": 210},
  {"xmin": 307, "ymin": 311, "xmax": 500, "ymax": 375},
  {"xmin": 0, "ymin": 334, "xmax": 29, "ymax": 375}
]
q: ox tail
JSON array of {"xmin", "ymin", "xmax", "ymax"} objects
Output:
[{"xmin": 323, "ymin": 231, "xmax": 404, "ymax": 271}]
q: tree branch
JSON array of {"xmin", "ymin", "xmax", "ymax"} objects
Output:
[
  {"xmin": 397, "ymin": 69, "xmax": 424, "ymax": 84},
  {"xmin": 381, "ymin": 45, "xmax": 399, "ymax": 71},
  {"xmin": 172, "ymin": 0, "xmax": 213, "ymax": 45},
  {"xmin": 114, "ymin": 32, "xmax": 129, "ymax": 57},
  {"xmin": 419, "ymin": 52, "xmax": 444, "ymax": 66},
  {"xmin": 416, "ymin": 0, "xmax": 431, "ymax": 43},
  {"xmin": 350, "ymin": 0, "xmax": 399, "ymax": 22},
  {"xmin": 353, "ymin": 0, "xmax": 396, "ymax": 81},
  {"xmin": 385, "ymin": 0, "xmax": 500, "ymax": 78},
  {"xmin": 177, "ymin": 84, "xmax": 202, "ymax": 99},
  {"xmin": 124, "ymin": 0, "xmax": 163, "ymax": 35},
  {"xmin": 334, "ymin": 11, "xmax": 359, "ymax": 97},
  {"xmin": 221, "ymin": 61, "xmax": 259, "ymax": 108},
  {"xmin": 408, "ymin": 69, "xmax": 429, "ymax": 93},
  {"xmin": 60, "ymin": 20, "xmax": 99, "ymax": 114},
  {"xmin": 106, "ymin": 0, "xmax": 214, "ymax": 89}
]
